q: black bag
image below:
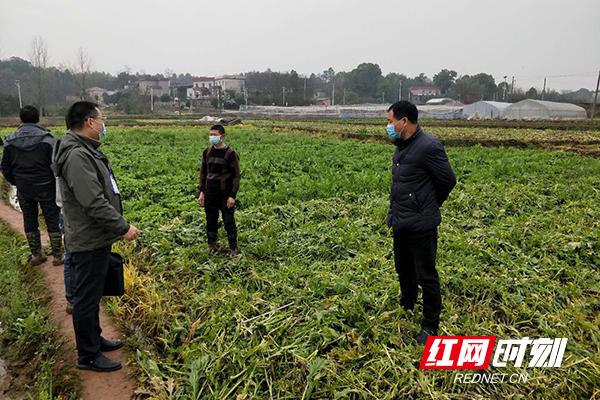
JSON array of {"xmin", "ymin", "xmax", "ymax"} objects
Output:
[{"xmin": 103, "ymin": 252, "xmax": 125, "ymax": 296}]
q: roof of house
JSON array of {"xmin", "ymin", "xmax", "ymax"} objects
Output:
[
  {"xmin": 215, "ymin": 75, "xmax": 245, "ymax": 80},
  {"xmin": 192, "ymin": 76, "xmax": 215, "ymax": 82},
  {"xmin": 409, "ymin": 86, "xmax": 441, "ymax": 92},
  {"xmin": 138, "ymin": 76, "xmax": 169, "ymax": 82}
]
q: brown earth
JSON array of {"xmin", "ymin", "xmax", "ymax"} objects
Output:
[{"xmin": 0, "ymin": 200, "xmax": 136, "ymax": 399}]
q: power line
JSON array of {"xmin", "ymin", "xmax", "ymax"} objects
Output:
[{"xmin": 514, "ymin": 71, "xmax": 597, "ymax": 80}]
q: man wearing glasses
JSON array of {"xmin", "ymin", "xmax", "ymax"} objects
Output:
[{"xmin": 53, "ymin": 101, "xmax": 139, "ymax": 372}]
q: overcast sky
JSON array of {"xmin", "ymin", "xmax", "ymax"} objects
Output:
[{"xmin": 1, "ymin": 0, "xmax": 599, "ymax": 91}]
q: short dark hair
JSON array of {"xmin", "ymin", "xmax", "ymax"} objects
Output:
[
  {"xmin": 66, "ymin": 101, "xmax": 99, "ymax": 130},
  {"xmin": 19, "ymin": 106, "xmax": 40, "ymax": 124},
  {"xmin": 210, "ymin": 124, "xmax": 225, "ymax": 134},
  {"xmin": 388, "ymin": 101, "xmax": 418, "ymax": 123}
]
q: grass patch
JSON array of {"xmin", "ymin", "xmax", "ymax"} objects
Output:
[{"xmin": 0, "ymin": 221, "xmax": 79, "ymax": 398}]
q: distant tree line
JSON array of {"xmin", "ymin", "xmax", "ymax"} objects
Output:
[{"xmin": 0, "ymin": 39, "xmax": 591, "ymax": 116}]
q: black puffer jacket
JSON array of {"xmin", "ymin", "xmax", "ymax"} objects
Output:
[
  {"xmin": 1, "ymin": 123, "xmax": 55, "ymax": 200},
  {"xmin": 387, "ymin": 126, "xmax": 456, "ymax": 232}
]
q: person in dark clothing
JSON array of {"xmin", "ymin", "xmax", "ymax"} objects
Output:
[
  {"xmin": 197, "ymin": 124, "xmax": 241, "ymax": 257},
  {"xmin": 56, "ymin": 173, "xmax": 74, "ymax": 314},
  {"xmin": 385, "ymin": 101, "xmax": 456, "ymax": 345},
  {"xmin": 1, "ymin": 106, "xmax": 63, "ymax": 266},
  {"xmin": 53, "ymin": 101, "xmax": 139, "ymax": 372}
]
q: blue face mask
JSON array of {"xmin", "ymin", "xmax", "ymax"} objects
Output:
[
  {"xmin": 209, "ymin": 135, "xmax": 222, "ymax": 145},
  {"xmin": 386, "ymin": 123, "xmax": 401, "ymax": 140},
  {"xmin": 98, "ymin": 124, "xmax": 107, "ymax": 141}
]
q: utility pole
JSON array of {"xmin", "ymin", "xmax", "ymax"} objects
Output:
[
  {"xmin": 303, "ymin": 77, "xmax": 307, "ymax": 103},
  {"xmin": 343, "ymin": 88, "xmax": 346, "ymax": 105},
  {"xmin": 381, "ymin": 92, "xmax": 385, "ymax": 103},
  {"xmin": 399, "ymin": 81, "xmax": 402, "ymax": 101},
  {"xmin": 511, "ymin": 76, "xmax": 515, "ymax": 94},
  {"xmin": 150, "ymin": 87, "xmax": 154, "ymax": 112},
  {"xmin": 502, "ymin": 76, "xmax": 507, "ymax": 101},
  {"xmin": 331, "ymin": 81, "xmax": 335, "ymax": 106},
  {"xmin": 592, "ymin": 69, "xmax": 600, "ymax": 119},
  {"xmin": 15, "ymin": 80, "xmax": 23, "ymax": 108},
  {"xmin": 282, "ymin": 87, "xmax": 286, "ymax": 106},
  {"xmin": 541, "ymin": 77, "xmax": 546, "ymax": 100}
]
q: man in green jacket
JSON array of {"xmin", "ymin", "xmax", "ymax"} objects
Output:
[{"xmin": 53, "ymin": 101, "xmax": 139, "ymax": 372}]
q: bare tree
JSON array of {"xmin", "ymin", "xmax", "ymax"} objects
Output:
[
  {"xmin": 76, "ymin": 47, "xmax": 92, "ymax": 99},
  {"xmin": 29, "ymin": 36, "xmax": 49, "ymax": 113}
]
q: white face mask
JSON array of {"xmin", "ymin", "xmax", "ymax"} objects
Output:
[{"xmin": 209, "ymin": 135, "xmax": 222, "ymax": 145}]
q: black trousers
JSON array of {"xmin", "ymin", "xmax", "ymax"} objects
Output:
[
  {"xmin": 71, "ymin": 246, "xmax": 111, "ymax": 363},
  {"xmin": 205, "ymin": 191, "xmax": 237, "ymax": 248},
  {"xmin": 393, "ymin": 228, "xmax": 441, "ymax": 331},
  {"xmin": 17, "ymin": 194, "xmax": 60, "ymax": 233}
]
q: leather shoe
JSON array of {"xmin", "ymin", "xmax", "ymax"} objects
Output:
[
  {"xmin": 76, "ymin": 353, "xmax": 122, "ymax": 372},
  {"xmin": 415, "ymin": 328, "xmax": 438, "ymax": 345},
  {"xmin": 100, "ymin": 337, "xmax": 123, "ymax": 352}
]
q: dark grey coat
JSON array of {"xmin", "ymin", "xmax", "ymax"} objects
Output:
[
  {"xmin": 52, "ymin": 131, "xmax": 130, "ymax": 252},
  {"xmin": 1, "ymin": 124, "xmax": 55, "ymax": 200},
  {"xmin": 387, "ymin": 126, "xmax": 456, "ymax": 232}
]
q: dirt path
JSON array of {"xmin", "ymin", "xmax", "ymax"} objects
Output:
[{"xmin": 0, "ymin": 200, "xmax": 136, "ymax": 399}]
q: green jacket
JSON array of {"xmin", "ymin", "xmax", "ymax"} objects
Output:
[{"xmin": 52, "ymin": 131, "xmax": 129, "ymax": 252}]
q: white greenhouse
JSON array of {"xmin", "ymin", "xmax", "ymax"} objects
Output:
[
  {"xmin": 462, "ymin": 101, "xmax": 511, "ymax": 119},
  {"xmin": 503, "ymin": 99, "xmax": 587, "ymax": 120}
]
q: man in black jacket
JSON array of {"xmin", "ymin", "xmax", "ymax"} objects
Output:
[
  {"xmin": 197, "ymin": 124, "xmax": 241, "ymax": 257},
  {"xmin": 1, "ymin": 106, "xmax": 63, "ymax": 265},
  {"xmin": 385, "ymin": 101, "xmax": 456, "ymax": 344}
]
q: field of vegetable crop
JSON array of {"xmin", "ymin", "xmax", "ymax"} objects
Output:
[
  {"xmin": 1, "ymin": 123, "xmax": 599, "ymax": 399},
  {"xmin": 249, "ymin": 120, "xmax": 600, "ymax": 157}
]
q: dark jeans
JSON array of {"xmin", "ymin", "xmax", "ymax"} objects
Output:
[
  {"xmin": 17, "ymin": 194, "xmax": 60, "ymax": 234},
  {"xmin": 71, "ymin": 246, "xmax": 111, "ymax": 363},
  {"xmin": 393, "ymin": 228, "xmax": 441, "ymax": 331},
  {"xmin": 59, "ymin": 212, "xmax": 74, "ymax": 304},
  {"xmin": 205, "ymin": 191, "xmax": 237, "ymax": 248},
  {"xmin": 64, "ymin": 251, "xmax": 73, "ymax": 304}
]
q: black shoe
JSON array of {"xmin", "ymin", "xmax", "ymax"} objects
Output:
[
  {"xmin": 100, "ymin": 337, "xmax": 123, "ymax": 352},
  {"xmin": 401, "ymin": 303, "xmax": 415, "ymax": 313},
  {"xmin": 208, "ymin": 242, "xmax": 218, "ymax": 254},
  {"xmin": 229, "ymin": 248, "xmax": 238, "ymax": 258},
  {"xmin": 76, "ymin": 353, "xmax": 122, "ymax": 372},
  {"xmin": 415, "ymin": 329, "xmax": 438, "ymax": 345}
]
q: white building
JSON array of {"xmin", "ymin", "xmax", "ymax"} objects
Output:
[
  {"xmin": 138, "ymin": 77, "xmax": 170, "ymax": 97},
  {"xmin": 503, "ymin": 99, "xmax": 587, "ymax": 120},
  {"xmin": 187, "ymin": 77, "xmax": 216, "ymax": 99},
  {"xmin": 214, "ymin": 75, "xmax": 245, "ymax": 94},
  {"xmin": 86, "ymin": 87, "xmax": 108, "ymax": 104},
  {"xmin": 462, "ymin": 101, "xmax": 511, "ymax": 119},
  {"xmin": 192, "ymin": 77, "xmax": 215, "ymax": 90}
]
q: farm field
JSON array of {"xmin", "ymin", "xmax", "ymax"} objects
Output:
[
  {"xmin": 1, "ymin": 123, "xmax": 599, "ymax": 398},
  {"xmin": 249, "ymin": 120, "xmax": 600, "ymax": 157}
]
